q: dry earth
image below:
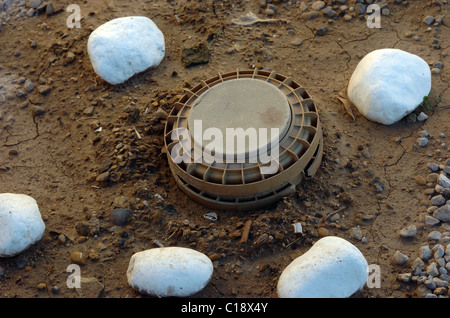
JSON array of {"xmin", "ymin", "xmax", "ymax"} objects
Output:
[{"xmin": 0, "ymin": 0, "xmax": 449, "ymax": 299}]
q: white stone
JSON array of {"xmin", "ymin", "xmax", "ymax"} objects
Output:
[
  {"xmin": 277, "ymin": 236, "xmax": 368, "ymax": 298},
  {"xmin": 347, "ymin": 49, "xmax": 431, "ymax": 125},
  {"xmin": 0, "ymin": 193, "xmax": 45, "ymax": 257},
  {"xmin": 126, "ymin": 247, "xmax": 213, "ymax": 297},
  {"xmin": 87, "ymin": 16, "xmax": 165, "ymax": 85}
]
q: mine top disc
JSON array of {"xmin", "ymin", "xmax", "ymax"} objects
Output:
[{"xmin": 187, "ymin": 78, "xmax": 292, "ymax": 162}]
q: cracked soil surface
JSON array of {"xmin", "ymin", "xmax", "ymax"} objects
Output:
[{"xmin": 0, "ymin": 0, "xmax": 449, "ymax": 298}]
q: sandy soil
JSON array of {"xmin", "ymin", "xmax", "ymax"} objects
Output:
[{"xmin": 0, "ymin": 0, "xmax": 449, "ymax": 298}]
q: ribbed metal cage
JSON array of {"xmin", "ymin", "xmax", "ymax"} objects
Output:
[{"xmin": 164, "ymin": 69, "xmax": 323, "ymax": 210}]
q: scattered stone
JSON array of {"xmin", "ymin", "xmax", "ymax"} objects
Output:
[
  {"xmin": 31, "ymin": 106, "xmax": 45, "ymax": 117},
  {"xmin": 424, "ymin": 16, "xmax": 435, "ymax": 26},
  {"xmin": 24, "ymin": 79, "xmax": 34, "ymax": 92},
  {"xmin": 45, "ymin": 2, "xmax": 54, "ymax": 15},
  {"xmin": 400, "ymin": 224, "xmax": 417, "ymax": 238},
  {"xmin": 438, "ymin": 174, "xmax": 450, "ymax": 188},
  {"xmin": 356, "ymin": 3, "xmax": 366, "ymax": 15},
  {"xmin": 277, "ymin": 236, "xmax": 368, "ymax": 298},
  {"xmin": 347, "ymin": 49, "xmax": 431, "ymax": 125},
  {"xmin": 362, "ymin": 148, "xmax": 371, "ymax": 159},
  {"xmin": 343, "ymin": 14, "xmax": 352, "ymax": 21},
  {"xmin": 75, "ymin": 277, "xmax": 104, "ymax": 298},
  {"xmin": 426, "ymin": 262, "xmax": 439, "ymax": 277},
  {"xmin": 417, "ymin": 112, "xmax": 428, "ymax": 121},
  {"xmin": 415, "ymin": 176, "xmax": 427, "ymax": 186},
  {"xmin": 397, "ymin": 273, "xmax": 412, "ymax": 283},
  {"xmin": 0, "ymin": 193, "xmax": 45, "ymax": 257},
  {"xmin": 300, "ymin": 11, "xmax": 319, "ymax": 20},
  {"xmin": 311, "ymin": 1, "xmax": 325, "ymax": 11},
  {"xmin": 425, "ymin": 215, "xmax": 440, "ymax": 226},
  {"xmin": 315, "ymin": 26, "xmax": 328, "ymax": 36},
  {"xmin": 290, "ymin": 38, "xmax": 303, "ymax": 46},
  {"xmin": 417, "ymin": 138, "xmax": 429, "ymax": 147},
  {"xmin": 318, "ymin": 227, "xmax": 328, "ymax": 237},
  {"xmin": 432, "ymin": 244, "xmax": 444, "ymax": 259},
  {"xmin": 95, "ymin": 171, "xmax": 110, "ymax": 182},
  {"xmin": 431, "ymin": 195, "xmax": 446, "ymax": 206},
  {"xmin": 70, "ymin": 251, "xmax": 87, "ymax": 265},
  {"xmin": 127, "ymin": 247, "xmax": 213, "ymax": 297},
  {"xmin": 28, "ymin": 0, "xmax": 41, "ymax": 9},
  {"xmin": 419, "ymin": 245, "xmax": 432, "ymax": 261},
  {"xmin": 323, "ymin": 7, "xmax": 337, "ymax": 18},
  {"xmin": 349, "ymin": 226, "xmax": 363, "ymax": 240},
  {"xmin": 433, "ymin": 205, "xmax": 450, "ymax": 222},
  {"xmin": 428, "ymin": 231, "xmax": 442, "ymax": 242},
  {"xmin": 87, "ymin": 16, "xmax": 165, "ymax": 85},
  {"xmin": 181, "ymin": 43, "xmax": 210, "ymax": 68},
  {"xmin": 37, "ymin": 85, "xmax": 51, "ymax": 95},
  {"xmin": 392, "ymin": 250, "xmax": 409, "ymax": 265},
  {"xmin": 110, "ymin": 208, "xmax": 131, "ymax": 226}
]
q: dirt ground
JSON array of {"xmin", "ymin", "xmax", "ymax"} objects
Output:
[{"xmin": 0, "ymin": 0, "xmax": 449, "ymax": 299}]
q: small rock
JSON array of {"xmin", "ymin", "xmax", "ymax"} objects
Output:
[
  {"xmin": 31, "ymin": 106, "xmax": 45, "ymax": 116},
  {"xmin": 323, "ymin": 7, "xmax": 337, "ymax": 18},
  {"xmin": 434, "ymin": 205, "xmax": 450, "ymax": 222},
  {"xmin": 311, "ymin": 1, "xmax": 325, "ymax": 10},
  {"xmin": 417, "ymin": 112, "xmax": 428, "ymax": 121},
  {"xmin": 76, "ymin": 277, "xmax": 104, "ymax": 298},
  {"xmin": 432, "ymin": 244, "xmax": 444, "ymax": 259},
  {"xmin": 70, "ymin": 251, "xmax": 87, "ymax": 265},
  {"xmin": 425, "ymin": 215, "xmax": 440, "ymax": 226},
  {"xmin": 24, "ymin": 79, "xmax": 34, "ymax": 92},
  {"xmin": 400, "ymin": 224, "xmax": 417, "ymax": 238},
  {"xmin": 96, "ymin": 171, "xmax": 110, "ymax": 182},
  {"xmin": 415, "ymin": 176, "xmax": 427, "ymax": 185},
  {"xmin": 417, "ymin": 138, "xmax": 429, "ymax": 147},
  {"xmin": 431, "ymin": 195, "xmax": 446, "ymax": 206},
  {"xmin": 424, "ymin": 16, "xmax": 435, "ymax": 25},
  {"xmin": 300, "ymin": 11, "xmax": 319, "ymax": 20},
  {"xmin": 28, "ymin": 0, "xmax": 41, "ymax": 9},
  {"xmin": 419, "ymin": 245, "xmax": 432, "ymax": 260},
  {"xmin": 349, "ymin": 226, "xmax": 363, "ymax": 240},
  {"xmin": 315, "ymin": 26, "xmax": 328, "ymax": 36},
  {"xmin": 431, "ymin": 68, "xmax": 441, "ymax": 75},
  {"xmin": 428, "ymin": 231, "xmax": 442, "ymax": 242},
  {"xmin": 397, "ymin": 273, "xmax": 412, "ymax": 282},
  {"xmin": 426, "ymin": 262, "xmax": 439, "ymax": 277},
  {"xmin": 37, "ymin": 85, "xmax": 51, "ymax": 95},
  {"xmin": 356, "ymin": 3, "xmax": 366, "ymax": 15},
  {"xmin": 318, "ymin": 227, "xmax": 328, "ymax": 237},
  {"xmin": 438, "ymin": 174, "xmax": 450, "ymax": 188},
  {"xmin": 343, "ymin": 14, "xmax": 352, "ymax": 21},
  {"xmin": 45, "ymin": 2, "xmax": 54, "ymax": 15},
  {"xmin": 420, "ymin": 130, "xmax": 430, "ymax": 138},
  {"xmin": 290, "ymin": 38, "xmax": 303, "ymax": 46},
  {"xmin": 110, "ymin": 208, "xmax": 131, "ymax": 226},
  {"xmin": 392, "ymin": 250, "xmax": 409, "ymax": 265},
  {"xmin": 362, "ymin": 148, "xmax": 371, "ymax": 159}
]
